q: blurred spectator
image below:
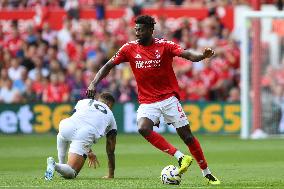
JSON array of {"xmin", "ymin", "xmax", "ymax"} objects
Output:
[
  {"xmin": 32, "ymin": 71, "xmax": 46, "ymax": 100},
  {"xmin": 8, "ymin": 58, "xmax": 26, "ymax": 81},
  {"xmin": 64, "ymin": 0, "xmax": 80, "ymax": 20},
  {"xmin": 42, "ymin": 23, "xmax": 57, "ymax": 45},
  {"xmin": 5, "ymin": 27, "xmax": 23, "ymax": 57},
  {"xmin": 118, "ymin": 79, "xmax": 137, "ymax": 103},
  {"xmin": 95, "ymin": 0, "xmax": 106, "ymax": 20},
  {"xmin": 57, "ymin": 19, "xmax": 72, "ymax": 50},
  {"xmin": 0, "ymin": 79, "xmax": 21, "ymax": 103},
  {"xmin": 197, "ymin": 17, "xmax": 218, "ymax": 50},
  {"xmin": 21, "ymin": 45, "xmax": 37, "ymax": 71},
  {"xmin": 42, "ymin": 73, "xmax": 69, "ymax": 103},
  {"xmin": 0, "ymin": 69, "xmax": 9, "ymax": 88},
  {"xmin": 13, "ymin": 68, "xmax": 28, "ymax": 94},
  {"xmin": 68, "ymin": 69, "xmax": 87, "ymax": 101},
  {"xmin": 28, "ymin": 57, "xmax": 49, "ymax": 80},
  {"xmin": 22, "ymin": 78, "xmax": 38, "ymax": 102},
  {"xmin": 186, "ymin": 69, "xmax": 208, "ymax": 101},
  {"xmin": 227, "ymin": 87, "xmax": 240, "ymax": 102}
]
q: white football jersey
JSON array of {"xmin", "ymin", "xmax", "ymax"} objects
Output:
[{"xmin": 68, "ymin": 99, "xmax": 117, "ymax": 140}]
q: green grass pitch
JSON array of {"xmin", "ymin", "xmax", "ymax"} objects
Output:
[{"xmin": 0, "ymin": 134, "xmax": 283, "ymax": 188}]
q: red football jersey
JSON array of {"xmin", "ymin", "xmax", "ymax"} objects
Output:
[{"xmin": 112, "ymin": 38, "xmax": 183, "ymax": 104}]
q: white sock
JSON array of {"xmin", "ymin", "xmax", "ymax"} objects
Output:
[
  {"xmin": 57, "ymin": 134, "xmax": 68, "ymax": 164},
  {"xmin": 202, "ymin": 167, "xmax": 211, "ymax": 177},
  {"xmin": 174, "ymin": 150, "xmax": 184, "ymax": 160},
  {"xmin": 55, "ymin": 163, "xmax": 77, "ymax": 179}
]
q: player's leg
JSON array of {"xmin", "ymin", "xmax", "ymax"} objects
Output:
[
  {"xmin": 176, "ymin": 124, "xmax": 220, "ymax": 184},
  {"xmin": 54, "ymin": 152, "xmax": 86, "ymax": 179},
  {"xmin": 45, "ymin": 152, "xmax": 85, "ymax": 180},
  {"xmin": 160, "ymin": 97, "xmax": 193, "ymax": 174},
  {"xmin": 45, "ymin": 119, "xmax": 72, "ymax": 180},
  {"xmin": 161, "ymin": 97, "xmax": 220, "ymax": 184},
  {"xmin": 57, "ymin": 133, "xmax": 69, "ymax": 164},
  {"xmin": 176, "ymin": 126, "xmax": 208, "ymax": 171},
  {"xmin": 54, "ymin": 125, "xmax": 95, "ymax": 179},
  {"xmin": 138, "ymin": 117, "xmax": 177, "ymax": 156},
  {"xmin": 137, "ymin": 103, "xmax": 185, "ymax": 160},
  {"xmin": 56, "ymin": 119, "xmax": 76, "ymax": 164},
  {"xmin": 45, "ymin": 123, "xmax": 93, "ymax": 180}
]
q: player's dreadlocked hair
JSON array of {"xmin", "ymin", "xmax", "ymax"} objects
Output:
[
  {"xmin": 135, "ymin": 15, "xmax": 156, "ymax": 29},
  {"xmin": 99, "ymin": 92, "xmax": 115, "ymax": 105}
]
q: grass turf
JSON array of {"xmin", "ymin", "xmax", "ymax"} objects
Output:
[{"xmin": 0, "ymin": 134, "xmax": 283, "ymax": 188}]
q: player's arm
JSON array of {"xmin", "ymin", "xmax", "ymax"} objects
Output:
[
  {"xmin": 104, "ymin": 129, "xmax": 117, "ymax": 178},
  {"xmin": 179, "ymin": 48, "xmax": 215, "ymax": 62},
  {"xmin": 86, "ymin": 60, "xmax": 116, "ymax": 98}
]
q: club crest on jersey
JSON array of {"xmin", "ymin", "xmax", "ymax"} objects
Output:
[
  {"xmin": 135, "ymin": 54, "xmax": 142, "ymax": 59},
  {"xmin": 155, "ymin": 50, "xmax": 160, "ymax": 59}
]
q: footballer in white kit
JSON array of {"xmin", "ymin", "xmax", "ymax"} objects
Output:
[{"xmin": 44, "ymin": 92, "xmax": 117, "ymax": 180}]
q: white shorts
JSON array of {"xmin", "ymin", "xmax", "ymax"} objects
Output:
[
  {"xmin": 137, "ymin": 96, "xmax": 189, "ymax": 128},
  {"xmin": 58, "ymin": 118, "xmax": 98, "ymax": 156}
]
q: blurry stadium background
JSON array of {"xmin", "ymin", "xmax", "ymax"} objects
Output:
[{"xmin": 0, "ymin": 0, "xmax": 284, "ymax": 188}]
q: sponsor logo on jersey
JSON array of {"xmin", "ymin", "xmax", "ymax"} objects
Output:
[
  {"xmin": 135, "ymin": 54, "xmax": 142, "ymax": 59},
  {"xmin": 135, "ymin": 59, "xmax": 161, "ymax": 69}
]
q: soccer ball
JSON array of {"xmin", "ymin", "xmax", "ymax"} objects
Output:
[{"xmin": 160, "ymin": 165, "xmax": 181, "ymax": 185}]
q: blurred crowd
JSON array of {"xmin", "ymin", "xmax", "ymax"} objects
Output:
[
  {"xmin": 0, "ymin": 0, "xmax": 264, "ymax": 104},
  {"xmin": 0, "ymin": 8, "xmax": 243, "ymax": 104},
  {"xmin": 0, "ymin": 0, "xmax": 280, "ymax": 9}
]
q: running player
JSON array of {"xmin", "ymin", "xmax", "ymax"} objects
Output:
[
  {"xmin": 86, "ymin": 15, "xmax": 220, "ymax": 185},
  {"xmin": 44, "ymin": 92, "xmax": 117, "ymax": 180}
]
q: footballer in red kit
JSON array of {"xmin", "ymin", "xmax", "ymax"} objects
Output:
[
  {"xmin": 86, "ymin": 15, "xmax": 220, "ymax": 185},
  {"xmin": 111, "ymin": 38, "xmax": 182, "ymax": 104}
]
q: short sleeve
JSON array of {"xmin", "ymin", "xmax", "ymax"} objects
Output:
[
  {"xmin": 74, "ymin": 99, "xmax": 86, "ymax": 112},
  {"xmin": 109, "ymin": 115, "xmax": 117, "ymax": 131},
  {"xmin": 73, "ymin": 101, "xmax": 80, "ymax": 111},
  {"xmin": 111, "ymin": 43, "xmax": 129, "ymax": 65},
  {"xmin": 166, "ymin": 41, "xmax": 183, "ymax": 57}
]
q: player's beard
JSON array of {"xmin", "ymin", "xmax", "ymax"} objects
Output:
[{"xmin": 138, "ymin": 35, "xmax": 151, "ymax": 45}]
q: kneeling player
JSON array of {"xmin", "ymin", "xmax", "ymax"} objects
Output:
[{"xmin": 44, "ymin": 92, "xmax": 117, "ymax": 180}]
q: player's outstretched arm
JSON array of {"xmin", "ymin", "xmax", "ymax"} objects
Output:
[
  {"xmin": 180, "ymin": 48, "xmax": 215, "ymax": 62},
  {"xmin": 86, "ymin": 60, "xmax": 116, "ymax": 98},
  {"xmin": 104, "ymin": 129, "xmax": 117, "ymax": 179}
]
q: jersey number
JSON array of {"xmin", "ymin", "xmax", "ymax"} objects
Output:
[{"xmin": 88, "ymin": 100, "xmax": 107, "ymax": 114}]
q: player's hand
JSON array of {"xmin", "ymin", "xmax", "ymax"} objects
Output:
[
  {"xmin": 203, "ymin": 48, "xmax": 215, "ymax": 58},
  {"xmin": 86, "ymin": 81, "xmax": 96, "ymax": 99},
  {"xmin": 102, "ymin": 175, "xmax": 114, "ymax": 179},
  {"xmin": 87, "ymin": 152, "xmax": 100, "ymax": 169}
]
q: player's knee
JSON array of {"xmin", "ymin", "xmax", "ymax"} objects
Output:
[
  {"xmin": 62, "ymin": 169, "xmax": 77, "ymax": 179},
  {"xmin": 182, "ymin": 134, "xmax": 195, "ymax": 145},
  {"xmin": 138, "ymin": 127, "xmax": 151, "ymax": 137},
  {"xmin": 137, "ymin": 119, "xmax": 153, "ymax": 137},
  {"xmin": 138, "ymin": 124, "xmax": 152, "ymax": 137}
]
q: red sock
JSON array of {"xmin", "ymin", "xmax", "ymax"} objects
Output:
[
  {"xmin": 187, "ymin": 137, "xmax": 208, "ymax": 170},
  {"xmin": 144, "ymin": 130, "xmax": 177, "ymax": 156}
]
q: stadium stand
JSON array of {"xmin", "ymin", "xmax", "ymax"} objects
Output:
[{"xmin": 0, "ymin": 0, "xmax": 282, "ymax": 103}]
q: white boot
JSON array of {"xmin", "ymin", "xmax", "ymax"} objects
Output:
[{"xmin": 45, "ymin": 157, "xmax": 55, "ymax": 180}]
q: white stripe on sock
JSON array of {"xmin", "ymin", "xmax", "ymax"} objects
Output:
[
  {"xmin": 202, "ymin": 167, "xmax": 211, "ymax": 177},
  {"xmin": 174, "ymin": 150, "xmax": 184, "ymax": 160}
]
